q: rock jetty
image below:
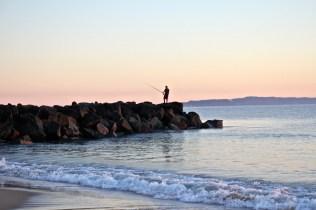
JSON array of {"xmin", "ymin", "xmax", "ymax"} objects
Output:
[{"xmin": 0, "ymin": 102, "xmax": 223, "ymax": 144}]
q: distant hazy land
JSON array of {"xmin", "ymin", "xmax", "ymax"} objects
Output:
[{"xmin": 184, "ymin": 96, "xmax": 316, "ymax": 107}]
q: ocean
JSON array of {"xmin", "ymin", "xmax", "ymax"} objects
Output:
[{"xmin": 0, "ymin": 104, "xmax": 316, "ymax": 210}]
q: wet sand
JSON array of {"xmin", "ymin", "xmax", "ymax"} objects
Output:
[
  {"xmin": 0, "ymin": 185, "xmax": 227, "ymax": 210},
  {"xmin": 0, "ymin": 176, "xmax": 229, "ymax": 210},
  {"xmin": 0, "ymin": 187, "xmax": 36, "ymax": 210}
]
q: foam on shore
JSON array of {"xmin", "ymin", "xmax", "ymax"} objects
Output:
[{"xmin": 0, "ymin": 157, "xmax": 315, "ymax": 210}]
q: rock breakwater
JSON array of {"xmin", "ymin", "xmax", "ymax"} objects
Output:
[{"xmin": 0, "ymin": 102, "xmax": 222, "ymax": 144}]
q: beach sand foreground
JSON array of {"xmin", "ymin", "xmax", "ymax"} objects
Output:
[
  {"xmin": 0, "ymin": 188, "xmax": 35, "ymax": 210},
  {"xmin": 0, "ymin": 184, "xmax": 227, "ymax": 210}
]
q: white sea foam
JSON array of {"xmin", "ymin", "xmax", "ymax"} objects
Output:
[
  {"xmin": 0, "ymin": 157, "xmax": 315, "ymax": 210},
  {"xmin": 0, "ymin": 157, "xmax": 6, "ymax": 168}
]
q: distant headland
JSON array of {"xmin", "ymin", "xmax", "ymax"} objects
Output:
[
  {"xmin": 0, "ymin": 102, "xmax": 222, "ymax": 144},
  {"xmin": 184, "ymin": 96, "xmax": 316, "ymax": 107}
]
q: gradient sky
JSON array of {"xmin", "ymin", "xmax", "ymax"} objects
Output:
[{"xmin": 1, "ymin": 0, "xmax": 315, "ymax": 105}]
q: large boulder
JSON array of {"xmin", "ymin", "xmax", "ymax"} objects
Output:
[
  {"xmin": 0, "ymin": 104, "xmax": 18, "ymax": 120},
  {"xmin": 118, "ymin": 118, "xmax": 133, "ymax": 134},
  {"xmin": 82, "ymin": 128, "xmax": 101, "ymax": 139},
  {"xmin": 121, "ymin": 102, "xmax": 137, "ymax": 118},
  {"xmin": 100, "ymin": 103, "xmax": 121, "ymax": 122},
  {"xmin": 161, "ymin": 107, "xmax": 176, "ymax": 125},
  {"xmin": 0, "ymin": 120, "xmax": 14, "ymax": 140},
  {"xmin": 136, "ymin": 102, "xmax": 159, "ymax": 120},
  {"xmin": 111, "ymin": 122, "xmax": 118, "ymax": 137},
  {"xmin": 17, "ymin": 104, "xmax": 39, "ymax": 115},
  {"xmin": 159, "ymin": 102, "xmax": 183, "ymax": 115},
  {"xmin": 170, "ymin": 114, "xmax": 188, "ymax": 130},
  {"xmin": 158, "ymin": 107, "xmax": 165, "ymax": 120},
  {"xmin": 80, "ymin": 112, "xmax": 101, "ymax": 128},
  {"xmin": 0, "ymin": 105, "xmax": 16, "ymax": 140},
  {"xmin": 96, "ymin": 122, "xmax": 109, "ymax": 136},
  {"xmin": 78, "ymin": 103, "xmax": 96, "ymax": 118},
  {"xmin": 54, "ymin": 105, "xmax": 80, "ymax": 119},
  {"xmin": 140, "ymin": 121, "xmax": 153, "ymax": 133},
  {"xmin": 201, "ymin": 120, "xmax": 223, "ymax": 129},
  {"xmin": 127, "ymin": 115, "xmax": 142, "ymax": 132},
  {"xmin": 38, "ymin": 106, "xmax": 59, "ymax": 123},
  {"xmin": 95, "ymin": 103, "xmax": 108, "ymax": 118},
  {"xmin": 61, "ymin": 116, "xmax": 80, "ymax": 138},
  {"xmin": 187, "ymin": 112, "xmax": 202, "ymax": 128},
  {"xmin": 19, "ymin": 135, "xmax": 33, "ymax": 145},
  {"xmin": 149, "ymin": 117, "xmax": 163, "ymax": 130},
  {"xmin": 44, "ymin": 121, "xmax": 61, "ymax": 140},
  {"xmin": 14, "ymin": 113, "xmax": 46, "ymax": 141}
]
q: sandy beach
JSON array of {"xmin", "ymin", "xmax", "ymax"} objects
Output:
[
  {"xmin": 0, "ymin": 187, "xmax": 36, "ymax": 210},
  {"xmin": 0, "ymin": 181, "xmax": 225, "ymax": 210}
]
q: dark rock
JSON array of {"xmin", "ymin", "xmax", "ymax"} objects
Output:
[
  {"xmin": 82, "ymin": 128, "xmax": 103, "ymax": 139},
  {"xmin": 17, "ymin": 104, "xmax": 39, "ymax": 115},
  {"xmin": 100, "ymin": 118, "xmax": 111, "ymax": 128},
  {"xmin": 0, "ymin": 120, "xmax": 14, "ymax": 140},
  {"xmin": 111, "ymin": 122, "xmax": 118, "ymax": 137},
  {"xmin": 127, "ymin": 115, "xmax": 142, "ymax": 132},
  {"xmin": 38, "ymin": 106, "xmax": 57, "ymax": 121},
  {"xmin": 54, "ymin": 105, "xmax": 80, "ymax": 119},
  {"xmin": 78, "ymin": 103, "xmax": 96, "ymax": 118},
  {"xmin": 140, "ymin": 121, "xmax": 153, "ymax": 133},
  {"xmin": 14, "ymin": 113, "xmax": 46, "ymax": 141},
  {"xmin": 80, "ymin": 112, "xmax": 101, "ymax": 128},
  {"xmin": 149, "ymin": 117, "xmax": 163, "ymax": 130},
  {"xmin": 0, "ymin": 101, "xmax": 220, "ymax": 142},
  {"xmin": 158, "ymin": 107, "xmax": 165, "ymax": 120},
  {"xmin": 8, "ymin": 128, "xmax": 20, "ymax": 140},
  {"xmin": 202, "ymin": 120, "xmax": 223, "ymax": 129},
  {"xmin": 99, "ymin": 103, "xmax": 121, "ymax": 122},
  {"xmin": 44, "ymin": 121, "xmax": 61, "ymax": 140},
  {"xmin": 187, "ymin": 112, "xmax": 202, "ymax": 128},
  {"xmin": 118, "ymin": 118, "xmax": 133, "ymax": 134},
  {"xmin": 62, "ymin": 116, "xmax": 80, "ymax": 138},
  {"xmin": 161, "ymin": 107, "xmax": 176, "ymax": 125},
  {"xmin": 19, "ymin": 135, "xmax": 33, "ymax": 145},
  {"xmin": 169, "ymin": 123, "xmax": 180, "ymax": 130},
  {"xmin": 96, "ymin": 122, "xmax": 109, "ymax": 136},
  {"xmin": 137, "ymin": 102, "xmax": 159, "ymax": 120},
  {"xmin": 171, "ymin": 115, "xmax": 188, "ymax": 130},
  {"xmin": 159, "ymin": 102, "xmax": 183, "ymax": 115}
]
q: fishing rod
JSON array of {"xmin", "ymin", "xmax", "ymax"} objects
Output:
[{"xmin": 146, "ymin": 84, "xmax": 164, "ymax": 94}]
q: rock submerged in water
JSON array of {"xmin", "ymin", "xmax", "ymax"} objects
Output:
[{"xmin": 0, "ymin": 102, "xmax": 223, "ymax": 143}]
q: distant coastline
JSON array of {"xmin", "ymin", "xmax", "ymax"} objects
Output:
[{"xmin": 184, "ymin": 96, "xmax": 316, "ymax": 107}]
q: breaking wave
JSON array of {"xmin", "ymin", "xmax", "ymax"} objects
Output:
[{"xmin": 0, "ymin": 157, "xmax": 315, "ymax": 210}]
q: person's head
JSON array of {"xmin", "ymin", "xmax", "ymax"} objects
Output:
[{"xmin": 165, "ymin": 85, "xmax": 168, "ymax": 89}]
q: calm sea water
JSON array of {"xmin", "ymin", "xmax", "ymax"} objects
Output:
[{"xmin": 0, "ymin": 104, "xmax": 316, "ymax": 210}]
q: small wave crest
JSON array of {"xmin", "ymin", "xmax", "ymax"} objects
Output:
[
  {"xmin": 0, "ymin": 157, "xmax": 6, "ymax": 168},
  {"xmin": 0, "ymin": 157, "xmax": 315, "ymax": 210}
]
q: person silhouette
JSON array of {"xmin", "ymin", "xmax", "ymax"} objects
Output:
[{"xmin": 163, "ymin": 85, "xmax": 170, "ymax": 103}]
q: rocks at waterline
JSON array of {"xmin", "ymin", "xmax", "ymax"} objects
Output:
[{"xmin": 0, "ymin": 102, "xmax": 223, "ymax": 144}]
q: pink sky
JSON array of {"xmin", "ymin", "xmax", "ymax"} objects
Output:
[{"xmin": 1, "ymin": 1, "xmax": 315, "ymax": 105}]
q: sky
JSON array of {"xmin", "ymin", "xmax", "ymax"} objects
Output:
[{"xmin": 0, "ymin": 0, "xmax": 315, "ymax": 105}]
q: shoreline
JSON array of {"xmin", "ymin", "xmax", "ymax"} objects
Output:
[
  {"xmin": 0, "ymin": 187, "xmax": 37, "ymax": 210},
  {"xmin": 0, "ymin": 179, "xmax": 227, "ymax": 210}
]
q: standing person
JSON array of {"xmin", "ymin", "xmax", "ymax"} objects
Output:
[{"xmin": 163, "ymin": 85, "xmax": 170, "ymax": 103}]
